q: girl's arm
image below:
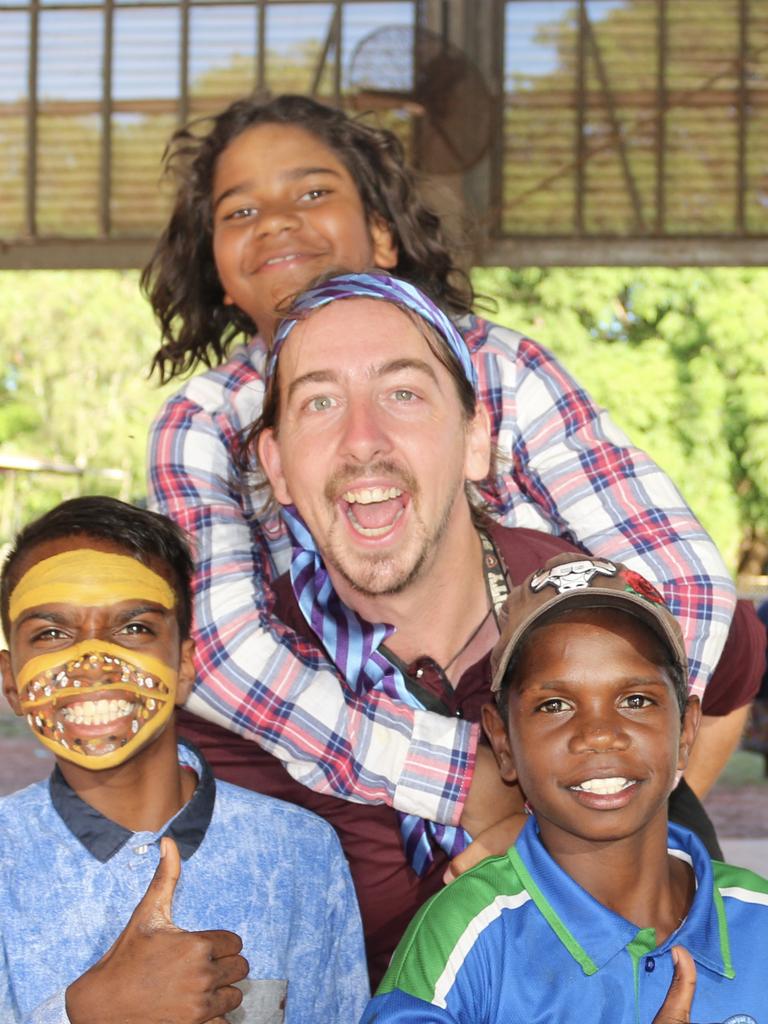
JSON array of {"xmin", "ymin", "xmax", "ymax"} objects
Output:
[{"xmin": 468, "ymin": 316, "xmax": 735, "ymax": 700}]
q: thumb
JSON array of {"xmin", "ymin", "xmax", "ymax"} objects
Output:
[
  {"xmin": 653, "ymin": 946, "xmax": 697, "ymax": 1024},
  {"xmin": 132, "ymin": 836, "xmax": 182, "ymax": 931}
]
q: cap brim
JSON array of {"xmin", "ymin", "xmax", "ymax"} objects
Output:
[{"xmin": 490, "ymin": 587, "xmax": 688, "ymax": 693}]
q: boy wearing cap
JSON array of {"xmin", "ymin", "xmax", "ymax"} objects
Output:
[
  {"xmin": 362, "ymin": 553, "xmax": 768, "ymax": 1023},
  {"xmin": 0, "ymin": 495, "xmax": 368, "ymax": 1024}
]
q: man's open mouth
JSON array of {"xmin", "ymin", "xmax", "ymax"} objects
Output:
[{"xmin": 342, "ymin": 486, "xmax": 407, "ymax": 538}]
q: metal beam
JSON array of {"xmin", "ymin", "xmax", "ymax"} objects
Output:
[
  {"xmin": 100, "ymin": 0, "xmax": 114, "ymax": 236},
  {"xmin": 6, "ymin": 235, "xmax": 768, "ymax": 271},
  {"xmin": 25, "ymin": 0, "xmax": 39, "ymax": 237},
  {"xmin": 483, "ymin": 236, "xmax": 768, "ymax": 268}
]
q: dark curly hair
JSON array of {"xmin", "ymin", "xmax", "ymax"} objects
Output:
[{"xmin": 141, "ymin": 94, "xmax": 476, "ymax": 383}]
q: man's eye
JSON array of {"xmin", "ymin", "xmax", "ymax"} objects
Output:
[
  {"xmin": 308, "ymin": 395, "xmax": 336, "ymax": 412},
  {"xmin": 622, "ymin": 694, "xmax": 654, "ymax": 709},
  {"xmin": 300, "ymin": 188, "xmax": 329, "ymax": 201},
  {"xmin": 392, "ymin": 389, "xmax": 416, "ymax": 402}
]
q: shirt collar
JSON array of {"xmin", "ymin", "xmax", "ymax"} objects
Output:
[
  {"xmin": 49, "ymin": 738, "xmax": 216, "ymax": 863},
  {"xmin": 511, "ymin": 817, "xmax": 731, "ymax": 978}
]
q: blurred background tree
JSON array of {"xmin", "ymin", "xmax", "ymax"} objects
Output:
[
  {"xmin": 0, "ymin": 271, "xmax": 175, "ymax": 538},
  {"xmin": 473, "ymin": 266, "xmax": 768, "ymax": 577}
]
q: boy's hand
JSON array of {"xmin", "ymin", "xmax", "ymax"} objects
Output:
[
  {"xmin": 652, "ymin": 946, "xmax": 696, "ymax": 1024},
  {"xmin": 443, "ymin": 813, "xmax": 527, "ymax": 884},
  {"xmin": 65, "ymin": 837, "xmax": 248, "ymax": 1024},
  {"xmin": 458, "ymin": 744, "xmax": 524, "ymax": 838}
]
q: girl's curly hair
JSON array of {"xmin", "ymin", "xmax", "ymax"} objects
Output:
[{"xmin": 141, "ymin": 94, "xmax": 476, "ymax": 382}]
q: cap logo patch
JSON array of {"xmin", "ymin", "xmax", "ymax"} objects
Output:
[
  {"xmin": 530, "ymin": 558, "xmax": 617, "ymax": 595},
  {"xmin": 620, "ymin": 569, "xmax": 665, "ymax": 607}
]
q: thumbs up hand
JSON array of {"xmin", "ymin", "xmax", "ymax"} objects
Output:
[
  {"xmin": 65, "ymin": 838, "xmax": 249, "ymax": 1024},
  {"xmin": 652, "ymin": 947, "xmax": 697, "ymax": 1024}
]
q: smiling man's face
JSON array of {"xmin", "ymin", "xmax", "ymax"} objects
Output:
[
  {"xmin": 1, "ymin": 537, "xmax": 194, "ymax": 771},
  {"xmin": 258, "ymin": 298, "xmax": 490, "ymax": 601}
]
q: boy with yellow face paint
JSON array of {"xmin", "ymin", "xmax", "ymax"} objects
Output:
[{"xmin": 0, "ymin": 496, "xmax": 368, "ymax": 1024}]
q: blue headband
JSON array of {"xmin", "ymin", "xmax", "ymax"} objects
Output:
[{"xmin": 266, "ymin": 271, "xmax": 477, "ymax": 390}]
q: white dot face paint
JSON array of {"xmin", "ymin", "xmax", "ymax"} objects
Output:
[{"xmin": 17, "ymin": 641, "xmax": 177, "ymax": 770}]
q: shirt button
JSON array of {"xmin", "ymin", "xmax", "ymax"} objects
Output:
[
  {"xmin": 455, "ymin": 708, "xmax": 463, "ymax": 718},
  {"xmin": 415, "ymin": 668, "xmax": 424, "ymax": 678},
  {"xmin": 134, "ymin": 844, "xmax": 149, "ymax": 856},
  {"xmin": 644, "ymin": 957, "xmax": 655, "ymax": 973}
]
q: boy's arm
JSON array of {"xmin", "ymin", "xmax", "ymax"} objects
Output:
[
  {"xmin": 473, "ymin": 323, "xmax": 736, "ymax": 699},
  {"xmin": 148, "ymin": 390, "xmax": 477, "ymax": 826}
]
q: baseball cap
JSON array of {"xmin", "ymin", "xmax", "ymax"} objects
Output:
[{"xmin": 490, "ymin": 553, "xmax": 688, "ymax": 694}]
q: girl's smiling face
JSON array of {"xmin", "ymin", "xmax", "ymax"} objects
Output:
[{"xmin": 211, "ymin": 122, "xmax": 397, "ymax": 341}]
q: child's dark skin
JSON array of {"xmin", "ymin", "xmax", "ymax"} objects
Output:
[
  {"xmin": 1, "ymin": 535, "xmax": 249, "ymax": 1024},
  {"xmin": 482, "ymin": 608, "xmax": 702, "ymax": 1023}
]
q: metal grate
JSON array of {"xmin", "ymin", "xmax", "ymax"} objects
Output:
[
  {"xmin": 495, "ymin": 0, "xmax": 768, "ymax": 264},
  {"xmin": 2, "ymin": 0, "xmax": 767, "ymax": 267},
  {"xmin": 0, "ymin": 0, "xmax": 417, "ymax": 266}
]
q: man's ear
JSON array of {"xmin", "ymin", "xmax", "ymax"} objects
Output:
[
  {"xmin": 257, "ymin": 428, "xmax": 292, "ymax": 506},
  {"xmin": 174, "ymin": 638, "xmax": 196, "ymax": 707},
  {"xmin": 464, "ymin": 404, "xmax": 492, "ymax": 483},
  {"xmin": 677, "ymin": 695, "xmax": 702, "ymax": 773},
  {"xmin": 369, "ymin": 215, "xmax": 398, "ymax": 271},
  {"xmin": 0, "ymin": 650, "xmax": 23, "ymax": 717},
  {"xmin": 481, "ymin": 702, "xmax": 518, "ymax": 785}
]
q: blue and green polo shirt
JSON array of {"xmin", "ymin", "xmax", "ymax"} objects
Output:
[{"xmin": 362, "ymin": 818, "xmax": 768, "ymax": 1023}]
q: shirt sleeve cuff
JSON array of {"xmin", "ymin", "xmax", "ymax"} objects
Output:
[{"xmin": 393, "ymin": 715, "xmax": 479, "ymax": 825}]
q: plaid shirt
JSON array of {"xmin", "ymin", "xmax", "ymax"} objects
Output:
[{"xmin": 147, "ymin": 314, "xmax": 735, "ymax": 826}]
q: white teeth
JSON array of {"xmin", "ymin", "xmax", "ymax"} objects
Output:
[
  {"xmin": 265, "ymin": 254, "xmax": 296, "ymax": 266},
  {"xmin": 571, "ymin": 777, "xmax": 634, "ymax": 795},
  {"xmin": 343, "ymin": 486, "xmax": 402, "ymax": 505},
  {"xmin": 61, "ymin": 699, "xmax": 135, "ymax": 727},
  {"xmin": 349, "ymin": 519, "xmax": 401, "ymax": 538}
]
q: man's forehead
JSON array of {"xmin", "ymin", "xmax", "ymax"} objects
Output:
[{"xmin": 278, "ymin": 298, "xmax": 440, "ymax": 379}]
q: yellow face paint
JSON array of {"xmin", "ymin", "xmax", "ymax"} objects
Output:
[
  {"xmin": 9, "ymin": 550, "xmax": 179, "ymax": 771},
  {"xmin": 18, "ymin": 641, "xmax": 177, "ymax": 770},
  {"xmin": 9, "ymin": 549, "xmax": 175, "ymax": 623}
]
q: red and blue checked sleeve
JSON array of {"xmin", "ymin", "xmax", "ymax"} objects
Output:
[
  {"xmin": 147, "ymin": 352, "xmax": 477, "ymax": 825},
  {"xmin": 147, "ymin": 313, "xmax": 734, "ymax": 824},
  {"xmin": 464, "ymin": 315, "xmax": 735, "ymax": 699}
]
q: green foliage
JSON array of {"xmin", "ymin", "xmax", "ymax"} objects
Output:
[
  {"xmin": 0, "ymin": 271, "xmax": 175, "ymax": 541},
  {"xmin": 473, "ymin": 267, "xmax": 768, "ymax": 574},
  {"xmin": 2, "ymin": 268, "xmax": 766, "ymax": 579}
]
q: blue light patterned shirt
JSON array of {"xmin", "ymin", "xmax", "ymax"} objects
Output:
[
  {"xmin": 363, "ymin": 819, "xmax": 768, "ymax": 1023},
  {"xmin": 0, "ymin": 741, "xmax": 369, "ymax": 1023}
]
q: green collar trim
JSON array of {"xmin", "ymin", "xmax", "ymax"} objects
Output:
[
  {"xmin": 712, "ymin": 883, "xmax": 735, "ymax": 979},
  {"xmin": 509, "ymin": 844, "xmax": 599, "ymax": 976}
]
